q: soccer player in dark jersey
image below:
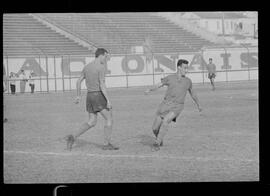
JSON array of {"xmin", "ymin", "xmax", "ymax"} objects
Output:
[
  {"xmin": 65, "ymin": 48, "xmax": 119, "ymax": 151},
  {"xmin": 145, "ymin": 59, "xmax": 202, "ymax": 151},
  {"xmin": 206, "ymin": 58, "xmax": 216, "ymax": 91}
]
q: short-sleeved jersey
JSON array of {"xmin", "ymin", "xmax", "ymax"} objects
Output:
[
  {"xmin": 19, "ymin": 73, "xmax": 28, "ymax": 81},
  {"xmin": 9, "ymin": 75, "xmax": 16, "ymax": 85},
  {"xmin": 3, "ymin": 66, "xmax": 7, "ymax": 82},
  {"xmin": 82, "ymin": 60, "xmax": 105, "ymax": 92},
  {"xmin": 161, "ymin": 74, "xmax": 192, "ymax": 104},
  {"xmin": 3, "ymin": 66, "xmax": 6, "ymax": 76},
  {"xmin": 29, "ymin": 75, "xmax": 35, "ymax": 85},
  {"xmin": 207, "ymin": 63, "xmax": 216, "ymax": 74}
]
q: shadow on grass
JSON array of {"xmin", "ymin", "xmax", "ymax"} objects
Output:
[
  {"xmin": 136, "ymin": 134, "xmax": 156, "ymax": 147},
  {"xmin": 72, "ymin": 139, "xmax": 105, "ymax": 150},
  {"xmin": 60, "ymin": 134, "xmax": 156, "ymax": 150}
]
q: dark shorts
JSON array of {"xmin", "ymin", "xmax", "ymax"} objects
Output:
[
  {"xmin": 156, "ymin": 102, "xmax": 184, "ymax": 123},
  {"xmin": 208, "ymin": 73, "xmax": 216, "ymax": 79},
  {"xmin": 86, "ymin": 91, "xmax": 108, "ymax": 114}
]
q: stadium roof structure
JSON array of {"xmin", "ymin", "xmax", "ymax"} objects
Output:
[{"xmin": 185, "ymin": 12, "xmax": 248, "ymax": 19}]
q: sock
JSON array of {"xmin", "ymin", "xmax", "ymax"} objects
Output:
[
  {"xmin": 104, "ymin": 125, "xmax": 112, "ymax": 145},
  {"xmin": 156, "ymin": 123, "xmax": 168, "ymax": 145},
  {"xmin": 74, "ymin": 122, "xmax": 91, "ymax": 139}
]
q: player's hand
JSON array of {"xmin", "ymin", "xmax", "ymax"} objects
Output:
[
  {"xmin": 144, "ymin": 89, "xmax": 150, "ymax": 95},
  {"xmin": 198, "ymin": 106, "xmax": 202, "ymax": 113},
  {"xmin": 74, "ymin": 96, "xmax": 81, "ymax": 104},
  {"xmin": 107, "ymin": 100, "xmax": 112, "ymax": 110}
]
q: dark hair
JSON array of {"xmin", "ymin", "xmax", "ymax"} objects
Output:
[
  {"xmin": 177, "ymin": 59, "xmax": 189, "ymax": 67},
  {"xmin": 95, "ymin": 48, "xmax": 108, "ymax": 58},
  {"xmin": 209, "ymin": 58, "xmax": 212, "ymax": 61}
]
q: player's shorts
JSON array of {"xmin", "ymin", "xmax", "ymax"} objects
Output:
[
  {"xmin": 86, "ymin": 91, "xmax": 108, "ymax": 114},
  {"xmin": 156, "ymin": 101, "xmax": 184, "ymax": 123},
  {"xmin": 208, "ymin": 73, "xmax": 216, "ymax": 79}
]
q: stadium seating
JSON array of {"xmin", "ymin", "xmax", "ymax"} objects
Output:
[
  {"xmin": 3, "ymin": 14, "xmax": 91, "ymax": 56},
  {"xmin": 4, "ymin": 13, "xmax": 224, "ymax": 56}
]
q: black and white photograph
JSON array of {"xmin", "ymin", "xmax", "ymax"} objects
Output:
[{"xmin": 3, "ymin": 11, "xmax": 259, "ymax": 184}]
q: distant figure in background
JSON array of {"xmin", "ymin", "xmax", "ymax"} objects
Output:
[
  {"xmin": 143, "ymin": 37, "xmax": 153, "ymax": 61},
  {"xmin": 3, "ymin": 66, "xmax": 8, "ymax": 123},
  {"xmin": 9, "ymin": 72, "xmax": 17, "ymax": 95},
  {"xmin": 29, "ymin": 71, "xmax": 36, "ymax": 93},
  {"xmin": 19, "ymin": 69, "xmax": 28, "ymax": 93},
  {"xmin": 3, "ymin": 67, "xmax": 7, "ymax": 93},
  {"xmin": 206, "ymin": 58, "xmax": 216, "ymax": 91},
  {"xmin": 143, "ymin": 37, "xmax": 154, "ymax": 73}
]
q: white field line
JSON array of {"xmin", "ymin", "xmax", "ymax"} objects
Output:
[{"xmin": 4, "ymin": 150, "xmax": 258, "ymax": 163}]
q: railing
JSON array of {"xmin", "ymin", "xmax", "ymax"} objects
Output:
[{"xmin": 3, "ymin": 46, "xmax": 258, "ymax": 94}]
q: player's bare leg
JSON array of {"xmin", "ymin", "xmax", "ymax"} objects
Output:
[
  {"xmin": 152, "ymin": 112, "xmax": 176, "ymax": 151},
  {"xmin": 152, "ymin": 115, "xmax": 163, "ymax": 145},
  {"xmin": 99, "ymin": 109, "xmax": 119, "ymax": 150},
  {"xmin": 152, "ymin": 115, "xmax": 162, "ymax": 137},
  {"xmin": 3, "ymin": 102, "xmax": 8, "ymax": 123},
  {"xmin": 66, "ymin": 113, "xmax": 97, "ymax": 151},
  {"xmin": 210, "ymin": 78, "xmax": 215, "ymax": 91}
]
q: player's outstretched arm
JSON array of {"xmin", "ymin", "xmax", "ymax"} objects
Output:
[
  {"xmin": 144, "ymin": 83, "xmax": 164, "ymax": 95},
  {"xmin": 75, "ymin": 75, "xmax": 85, "ymax": 104},
  {"xmin": 188, "ymin": 88, "xmax": 202, "ymax": 112},
  {"xmin": 3, "ymin": 75, "xmax": 7, "ymax": 92}
]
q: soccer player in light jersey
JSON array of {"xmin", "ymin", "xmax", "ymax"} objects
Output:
[{"xmin": 145, "ymin": 59, "xmax": 202, "ymax": 151}]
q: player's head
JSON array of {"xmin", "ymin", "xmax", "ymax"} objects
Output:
[
  {"xmin": 177, "ymin": 59, "xmax": 189, "ymax": 76},
  {"xmin": 209, "ymin": 58, "xmax": 212, "ymax": 63},
  {"xmin": 95, "ymin": 48, "xmax": 109, "ymax": 64}
]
